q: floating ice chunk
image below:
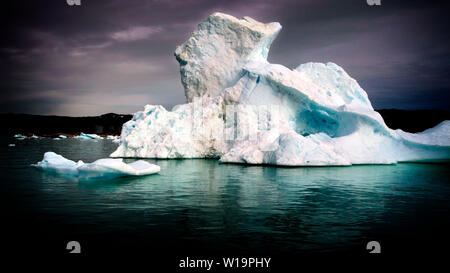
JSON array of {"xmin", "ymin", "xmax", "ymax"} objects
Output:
[
  {"xmin": 30, "ymin": 135, "xmax": 39, "ymax": 139},
  {"xmin": 32, "ymin": 152, "xmax": 160, "ymax": 179},
  {"xmin": 106, "ymin": 135, "xmax": 120, "ymax": 143},
  {"xmin": 59, "ymin": 135, "xmax": 67, "ymax": 139},
  {"xmin": 33, "ymin": 152, "xmax": 83, "ymax": 175},
  {"xmin": 106, "ymin": 135, "xmax": 121, "ymax": 143},
  {"xmin": 78, "ymin": 158, "xmax": 160, "ymax": 177},
  {"xmin": 75, "ymin": 133, "xmax": 103, "ymax": 140},
  {"xmin": 81, "ymin": 133, "xmax": 103, "ymax": 139},
  {"xmin": 8, "ymin": 144, "xmax": 15, "ymax": 147},
  {"xmin": 14, "ymin": 134, "xmax": 26, "ymax": 140}
]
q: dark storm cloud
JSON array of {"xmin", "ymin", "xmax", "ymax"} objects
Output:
[{"xmin": 1, "ymin": 0, "xmax": 449, "ymax": 115}]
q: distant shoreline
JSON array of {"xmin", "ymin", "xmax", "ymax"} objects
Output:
[
  {"xmin": 0, "ymin": 113, "xmax": 132, "ymax": 138},
  {"xmin": 1, "ymin": 109, "xmax": 449, "ymax": 137}
]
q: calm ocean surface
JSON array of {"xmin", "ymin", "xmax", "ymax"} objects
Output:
[{"xmin": 1, "ymin": 137, "xmax": 450, "ymax": 261}]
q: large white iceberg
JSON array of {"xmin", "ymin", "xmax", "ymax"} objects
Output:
[
  {"xmin": 111, "ymin": 12, "xmax": 450, "ymax": 166},
  {"xmin": 33, "ymin": 152, "xmax": 160, "ymax": 179}
]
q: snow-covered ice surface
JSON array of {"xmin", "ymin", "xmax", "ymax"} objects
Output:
[
  {"xmin": 33, "ymin": 152, "xmax": 160, "ymax": 179},
  {"xmin": 175, "ymin": 13, "xmax": 281, "ymax": 102},
  {"xmin": 395, "ymin": 121, "xmax": 450, "ymax": 146},
  {"xmin": 111, "ymin": 12, "xmax": 450, "ymax": 166}
]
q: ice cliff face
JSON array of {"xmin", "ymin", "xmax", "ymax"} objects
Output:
[
  {"xmin": 111, "ymin": 12, "xmax": 450, "ymax": 165},
  {"xmin": 175, "ymin": 13, "xmax": 281, "ymax": 102}
]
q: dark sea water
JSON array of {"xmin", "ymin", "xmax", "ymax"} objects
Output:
[{"xmin": 1, "ymin": 137, "xmax": 450, "ymax": 267}]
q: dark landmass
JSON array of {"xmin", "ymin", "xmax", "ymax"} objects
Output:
[
  {"xmin": 0, "ymin": 113, "xmax": 132, "ymax": 137},
  {"xmin": 377, "ymin": 109, "xmax": 450, "ymax": 133},
  {"xmin": 0, "ymin": 110, "xmax": 448, "ymax": 137}
]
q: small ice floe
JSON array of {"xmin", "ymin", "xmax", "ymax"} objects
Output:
[
  {"xmin": 8, "ymin": 144, "xmax": 15, "ymax": 147},
  {"xmin": 30, "ymin": 135, "xmax": 39, "ymax": 139},
  {"xmin": 75, "ymin": 132, "xmax": 103, "ymax": 140},
  {"xmin": 58, "ymin": 135, "xmax": 67, "ymax": 139},
  {"xmin": 106, "ymin": 135, "xmax": 121, "ymax": 143},
  {"xmin": 32, "ymin": 152, "xmax": 160, "ymax": 180},
  {"xmin": 13, "ymin": 134, "xmax": 26, "ymax": 140},
  {"xmin": 53, "ymin": 137, "xmax": 61, "ymax": 140}
]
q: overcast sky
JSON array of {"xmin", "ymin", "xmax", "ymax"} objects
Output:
[{"xmin": 1, "ymin": 0, "xmax": 449, "ymax": 116}]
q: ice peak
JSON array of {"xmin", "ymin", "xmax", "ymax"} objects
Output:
[{"xmin": 175, "ymin": 12, "xmax": 281, "ymax": 102}]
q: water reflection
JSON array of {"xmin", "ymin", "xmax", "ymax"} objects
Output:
[{"xmin": 2, "ymin": 137, "xmax": 450, "ymax": 254}]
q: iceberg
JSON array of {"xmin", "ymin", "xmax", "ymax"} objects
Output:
[
  {"xmin": 111, "ymin": 12, "xmax": 450, "ymax": 166},
  {"xmin": 14, "ymin": 134, "xmax": 26, "ymax": 140},
  {"xmin": 75, "ymin": 132, "xmax": 103, "ymax": 140},
  {"xmin": 106, "ymin": 135, "xmax": 121, "ymax": 143},
  {"xmin": 33, "ymin": 152, "xmax": 160, "ymax": 179}
]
